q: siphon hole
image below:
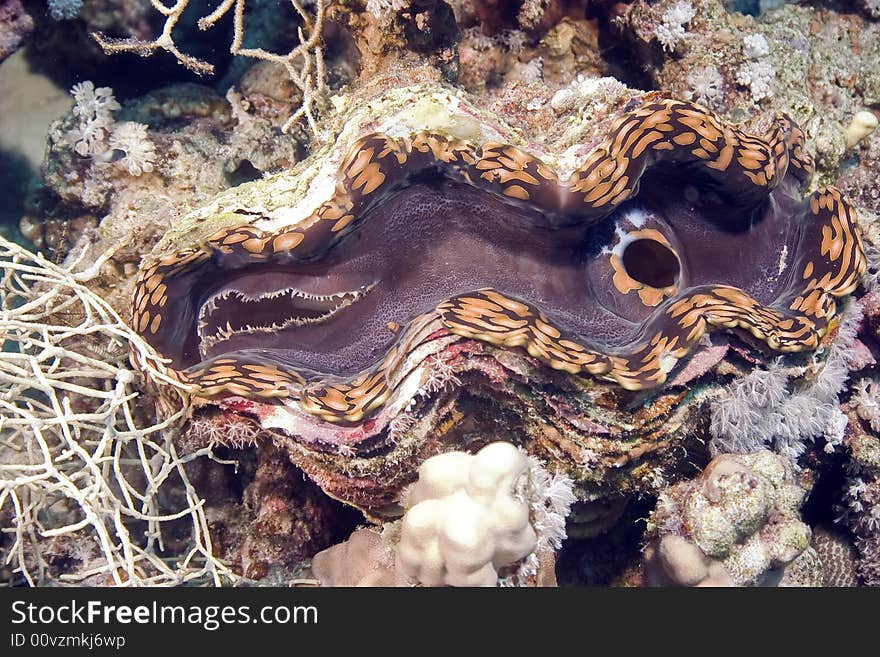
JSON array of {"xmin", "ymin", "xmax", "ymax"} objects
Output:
[{"xmin": 621, "ymin": 238, "xmax": 680, "ymax": 288}]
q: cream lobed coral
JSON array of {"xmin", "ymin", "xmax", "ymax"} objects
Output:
[
  {"xmin": 395, "ymin": 442, "xmax": 574, "ymax": 587},
  {"xmin": 396, "ymin": 442, "xmax": 538, "ymax": 586}
]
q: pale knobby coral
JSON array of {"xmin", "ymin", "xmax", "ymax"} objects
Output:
[
  {"xmin": 655, "ymin": 1, "xmax": 696, "ymax": 53},
  {"xmin": 645, "ymin": 451, "xmax": 817, "ymax": 586},
  {"xmin": 710, "ymin": 301, "xmax": 860, "ymax": 460},
  {"xmin": 736, "ymin": 33, "xmax": 775, "ymax": 103},
  {"xmin": 844, "ymin": 111, "xmax": 879, "ymax": 149},
  {"xmin": 396, "ymin": 442, "xmax": 573, "ymax": 586},
  {"xmin": 0, "ymin": 236, "xmax": 234, "ymax": 586}
]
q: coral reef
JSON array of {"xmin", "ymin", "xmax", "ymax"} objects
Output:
[
  {"xmin": 644, "ymin": 451, "xmax": 818, "ymax": 586},
  {"xmin": 4, "ymin": 0, "xmax": 880, "ymax": 588},
  {"xmin": 238, "ymin": 442, "xmax": 339, "ymax": 580}
]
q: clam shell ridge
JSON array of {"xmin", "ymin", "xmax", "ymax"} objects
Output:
[{"xmin": 131, "ymin": 95, "xmax": 866, "ymax": 424}]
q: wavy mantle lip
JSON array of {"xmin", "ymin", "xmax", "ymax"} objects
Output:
[{"xmin": 131, "ymin": 96, "xmax": 866, "ymax": 424}]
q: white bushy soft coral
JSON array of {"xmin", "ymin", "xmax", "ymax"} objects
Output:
[
  {"xmin": 107, "ymin": 121, "xmax": 157, "ymax": 176},
  {"xmin": 655, "ymin": 1, "xmax": 696, "ymax": 52},
  {"xmin": 710, "ymin": 301, "xmax": 859, "ymax": 458},
  {"xmin": 503, "ymin": 452, "xmax": 576, "ymax": 586},
  {"xmin": 521, "ymin": 454, "xmax": 575, "ymax": 554},
  {"xmin": 518, "ymin": 57, "xmax": 544, "ymax": 83}
]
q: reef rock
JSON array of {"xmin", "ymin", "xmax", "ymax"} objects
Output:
[{"xmin": 644, "ymin": 450, "xmax": 819, "ymax": 586}]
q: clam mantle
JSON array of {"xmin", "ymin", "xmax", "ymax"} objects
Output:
[{"xmin": 131, "ymin": 84, "xmax": 866, "ymax": 428}]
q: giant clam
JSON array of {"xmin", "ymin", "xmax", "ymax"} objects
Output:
[{"xmin": 131, "ymin": 82, "xmax": 866, "ymax": 516}]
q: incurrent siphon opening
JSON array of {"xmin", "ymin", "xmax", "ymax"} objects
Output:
[{"xmin": 621, "ymin": 238, "xmax": 680, "ymax": 289}]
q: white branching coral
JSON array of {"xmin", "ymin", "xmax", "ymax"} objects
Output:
[
  {"xmin": 106, "ymin": 121, "xmax": 157, "ymax": 176},
  {"xmin": 396, "ymin": 442, "xmax": 574, "ymax": 586},
  {"xmin": 710, "ymin": 302, "xmax": 860, "ymax": 460},
  {"xmin": 91, "ymin": 0, "xmax": 328, "ymax": 139},
  {"xmin": 0, "ymin": 236, "xmax": 235, "ymax": 586},
  {"xmin": 67, "ymin": 81, "xmax": 120, "ymax": 157},
  {"xmin": 655, "ymin": 1, "xmax": 696, "ymax": 53}
]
